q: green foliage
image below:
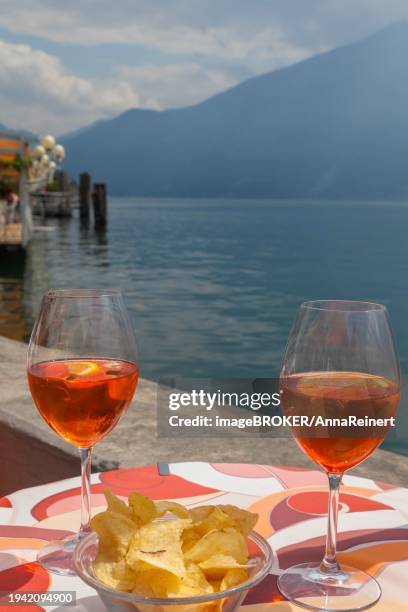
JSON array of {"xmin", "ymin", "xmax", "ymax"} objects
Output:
[{"xmin": 2, "ymin": 154, "xmax": 32, "ymax": 172}]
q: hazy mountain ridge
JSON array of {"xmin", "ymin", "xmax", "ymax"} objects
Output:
[
  {"xmin": 62, "ymin": 22, "xmax": 408, "ymax": 199},
  {"xmin": 59, "ymin": 118, "xmax": 107, "ymax": 143},
  {"xmin": 0, "ymin": 123, "xmax": 36, "ymax": 140}
]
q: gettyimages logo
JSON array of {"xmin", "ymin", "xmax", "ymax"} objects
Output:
[
  {"xmin": 156, "ymin": 377, "xmax": 400, "ymax": 439},
  {"xmin": 157, "ymin": 378, "xmax": 281, "ymax": 437},
  {"xmin": 167, "ymin": 387, "xmax": 281, "ymax": 412}
]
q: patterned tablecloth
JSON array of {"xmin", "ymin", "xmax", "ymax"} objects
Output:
[{"xmin": 0, "ymin": 462, "xmax": 407, "ymax": 611}]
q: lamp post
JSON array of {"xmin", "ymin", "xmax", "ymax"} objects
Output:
[
  {"xmin": 20, "ymin": 135, "xmax": 67, "ymax": 245},
  {"xmin": 30, "ymin": 135, "xmax": 65, "ymax": 185}
]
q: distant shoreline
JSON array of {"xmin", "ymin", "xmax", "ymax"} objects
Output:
[{"xmin": 108, "ymin": 195, "xmax": 408, "ymax": 204}]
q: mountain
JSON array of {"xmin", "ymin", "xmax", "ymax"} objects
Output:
[
  {"xmin": 63, "ymin": 22, "xmax": 408, "ymax": 199},
  {"xmin": 59, "ymin": 118, "xmax": 107, "ymax": 143},
  {"xmin": 0, "ymin": 123, "xmax": 36, "ymax": 140}
]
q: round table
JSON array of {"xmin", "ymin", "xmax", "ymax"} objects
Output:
[{"xmin": 0, "ymin": 462, "xmax": 407, "ymax": 611}]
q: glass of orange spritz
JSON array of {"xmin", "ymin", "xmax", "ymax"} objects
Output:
[
  {"xmin": 27, "ymin": 289, "xmax": 139, "ymax": 575},
  {"xmin": 278, "ymin": 300, "xmax": 400, "ymax": 611}
]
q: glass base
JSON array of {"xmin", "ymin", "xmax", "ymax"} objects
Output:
[
  {"xmin": 277, "ymin": 562, "xmax": 381, "ymax": 611},
  {"xmin": 37, "ymin": 532, "xmax": 86, "ymax": 576}
]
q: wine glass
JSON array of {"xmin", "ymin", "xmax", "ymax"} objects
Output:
[
  {"xmin": 27, "ymin": 289, "xmax": 139, "ymax": 576},
  {"xmin": 278, "ymin": 300, "xmax": 400, "ymax": 611}
]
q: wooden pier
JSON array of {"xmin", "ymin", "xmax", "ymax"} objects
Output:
[
  {"xmin": 31, "ymin": 192, "xmax": 72, "ymax": 217},
  {"xmin": 0, "ymin": 222, "xmax": 22, "ymax": 247},
  {"xmin": 0, "ymin": 200, "xmax": 23, "ymax": 250}
]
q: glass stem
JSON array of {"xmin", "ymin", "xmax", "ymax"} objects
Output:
[
  {"xmin": 320, "ymin": 472, "xmax": 341, "ymax": 574},
  {"xmin": 78, "ymin": 447, "xmax": 92, "ymax": 537}
]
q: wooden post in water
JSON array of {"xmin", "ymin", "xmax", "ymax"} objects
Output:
[
  {"xmin": 79, "ymin": 172, "xmax": 91, "ymax": 220},
  {"xmin": 92, "ymin": 183, "xmax": 107, "ymax": 228},
  {"xmin": 61, "ymin": 171, "xmax": 70, "ymax": 193},
  {"xmin": 54, "ymin": 170, "xmax": 62, "ymax": 191},
  {"xmin": 55, "ymin": 170, "xmax": 69, "ymax": 192}
]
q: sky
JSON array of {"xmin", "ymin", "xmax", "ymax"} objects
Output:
[{"xmin": 1, "ymin": 1, "xmax": 408, "ymax": 135}]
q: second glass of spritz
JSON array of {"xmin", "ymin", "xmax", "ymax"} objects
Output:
[{"xmin": 278, "ymin": 300, "xmax": 400, "ymax": 611}]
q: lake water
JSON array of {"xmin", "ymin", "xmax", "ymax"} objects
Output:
[{"xmin": 1, "ymin": 198, "xmax": 407, "ymax": 453}]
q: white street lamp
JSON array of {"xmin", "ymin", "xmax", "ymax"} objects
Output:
[
  {"xmin": 41, "ymin": 134, "xmax": 56, "ymax": 151},
  {"xmin": 53, "ymin": 144, "xmax": 65, "ymax": 160},
  {"xmin": 29, "ymin": 134, "xmax": 67, "ymax": 184},
  {"xmin": 33, "ymin": 145, "xmax": 46, "ymax": 159}
]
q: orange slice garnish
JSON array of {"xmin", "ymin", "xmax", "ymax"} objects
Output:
[{"xmin": 67, "ymin": 361, "xmax": 100, "ymax": 377}]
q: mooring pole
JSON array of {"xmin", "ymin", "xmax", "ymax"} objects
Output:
[
  {"xmin": 92, "ymin": 183, "xmax": 107, "ymax": 228},
  {"xmin": 79, "ymin": 172, "xmax": 91, "ymax": 220}
]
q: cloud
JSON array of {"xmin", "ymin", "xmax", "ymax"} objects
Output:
[
  {"xmin": 0, "ymin": 39, "xmax": 138, "ymax": 133},
  {"xmin": 118, "ymin": 63, "xmax": 246, "ymax": 109},
  {"xmin": 0, "ymin": 2, "xmax": 325, "ymax": 132},
  {"xmin": 1, "ymin": 1, "xmax": 407, "ymax": 64},
  {"xmin": 0, "ymin": 39, "xmax": 251, "ymax": 133},
  {"xmin": 0, "ymin": 0, "xmax": 334, "ymax": 134},
  {"xmin": 0, "ymin": 1, "xmax": 318, "ymax": 65}
]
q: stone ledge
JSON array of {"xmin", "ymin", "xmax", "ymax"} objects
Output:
[{"xmin": 1, "ymin": 335, "xmax": 408, "ymax": 495}]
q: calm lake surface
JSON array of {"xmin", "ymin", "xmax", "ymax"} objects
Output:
[{"xmin": 1, "ymin": 198, "xmax": 407, "ymax": 452}]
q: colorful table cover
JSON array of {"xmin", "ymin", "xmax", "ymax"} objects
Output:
[{"xmin": 0, "ymin": 462, "xmax": 407, "ymax": 611}]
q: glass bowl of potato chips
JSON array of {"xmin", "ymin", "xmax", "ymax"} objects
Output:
[{"xmin": 74, "ymin": 488, "xmax": 273, "ymax": 611}]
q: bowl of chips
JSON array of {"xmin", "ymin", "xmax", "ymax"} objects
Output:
[{"xmin": 74, "ymin": 488, "xmax": 273, "ymax": 611}]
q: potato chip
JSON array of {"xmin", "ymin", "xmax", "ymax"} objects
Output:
[
  {"xmin": 189, "ymin": 506, "xmax": 214, "ymax": 524},
  {"xmin": 216, "ymin": 505, "xmax": 258, "ymax": 536},
  {"xmin": 91, "ymin": 510, "xmax": 136, "ymax": 557},
  {"xmin": 91, "ymin": 491, "xmax": 253, "ymax": 602},
  {"xmin": 132, "ymin": 567, "xmax": 181, "ymax": 598},
  {"xmin": 184, "ymin": 528, "xmax": 248, "ymax": 565},
  {"xmin": 198, "ymin": 554, "xmax": 248, "ymax": 579},
  {"xmin": 182, "ymin": 526, "xmax": 202, "ymax": 553},
  {"xmin": 169, "ymin": 562, "xmax": 213, "ymax": 597},
  {"xmin": 192, "ymin": 507, "xmax": 234, "ymax": 537},
  {"xmin": 213, "ymin": 568, "xmax": 249, "ymax": 612},
  {"xmin": 94, "ymin": 556, "xmax": 137, "ymax": 591},
  {"xmin": 128, "ymin": 491, "xmax": 157, "ymax": 525},
  {"xmin": 189, "ymin": 504, "xmax": 257, "ymax": 536},
  {"xmin": 104, "ymin": 487, "xmax": 133, "ymax": 519},
  {"xmin": 220, "ymin": 567, "xmax": 249, "ymax": 591},
  {"xmin": 209, "ymin": 579, "xmax": 222, "ymax": 593},
  {"xmin": 156, "ymin": 500, "xmax": 190, "ymax": 519},
  {"xmin": 126, "ymin": 518, "xmax": 191, "ymax": 578},
  {"xmin": 182, "ymin": 507, "xmax": 234, "ymax": 557}
]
